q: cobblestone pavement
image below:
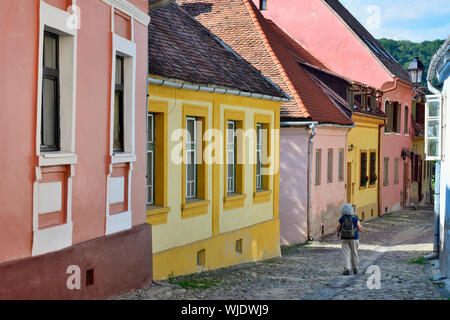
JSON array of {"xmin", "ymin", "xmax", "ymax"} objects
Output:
[{"xmin": 116, "ymin": 207, "xmax": 445, "ymax": 300}]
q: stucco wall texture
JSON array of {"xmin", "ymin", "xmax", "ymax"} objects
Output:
[
  {"xmin": 0, "ymin": 0, "xmax": 150, "ymax": 298},
  {"xmin": 279, "ymin": 126, "xmax": 348, "ymax": 245}
]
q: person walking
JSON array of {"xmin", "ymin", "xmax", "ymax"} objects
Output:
[{"xmin": 336, "ymin": 203, "xmax": 364, "ymax": 275}]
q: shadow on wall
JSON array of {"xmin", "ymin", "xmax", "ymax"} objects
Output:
[
  {"xmin": 180, "ymin": 2, "xmax": 213, "ymax": 17},
  {"xmin": 313, "ymin": 203, "xmax": 344, "ymax": 240},
  {"xmin": 442, "ymin": 185, "xmax": 450, "ymax": 278},
  {"xmin": 279, "ymin": 138, "xmax": 308, "ymax": 246}
]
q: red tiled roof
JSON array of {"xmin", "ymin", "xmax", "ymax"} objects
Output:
[
  {"xmin": 148, "ymin": 3, "xmax": 287, "ymax": 99},
  {"xmin": 323, "ymin": 0, "xmax": 410, "ymax": 82},
  {"xmin": 180, "ymin": 0, "xmax": 354, "ymax": 125}
]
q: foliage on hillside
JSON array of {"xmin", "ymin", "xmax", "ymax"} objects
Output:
[{"xmin": 378, "ymin": 38, "xmax": 445, "ymax": 85}]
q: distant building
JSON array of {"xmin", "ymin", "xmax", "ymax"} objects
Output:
[
  {"xmin": 147, "ymin": 3, "xmax": 287, "ymax": 279},
  {"xmin": 0, "ymin": 0, "xmax": 151, "ymax": 299}
]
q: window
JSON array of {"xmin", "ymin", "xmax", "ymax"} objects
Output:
[
  {"xmin": 338, "ymin": 149, "xmax": 344, "ymax": 181},
  {"xmin": 425, "ymin": 95, "xmax": 442, "ymax": 160},
  {"xmin": 253, "ymin": 114, "xmax": 272, "ymax": 204},
  {"xmin": 113, "ymin": 55, "xmax": 124, "ymax": 152},
  {"xmin": 385, "ymin": 101, "xmax": 401, "ymax": 133},
  {"xmin": 384, "ymin": 157, "xmax": 389, "ymax": 186},
  {"xmin": 394, "ymin": 157, "xmax": 399, "ymax": 185},
  {"xmin": 181, "ymin": 104, "xmax": 209, "ymax": 218},
  {"xmin": 404, "ymin": 106, "xmax": 409, "ymax": 134},
  {"xmin": 260, "ymin": 0, "xmax": 267, "ymax": 10},
  {"xmin": 327, "ymin": 149, "xmax": 333, "ymax": 183},
  {"xmin": 109, "ymin": 33, "xmax": 137, "ymax": 161},
  {"xmin": 227, "ymin": 121, "xmax": 237, "ymax": 193},
  {"xmin": 393, "ymin": 102, "xmax": 401, "ymax": 133},
  {"xmin": 186, "ymin": 117, "xmax": 198, "ymax": 199},
  {"xmin": 360, "ymin": 151, "xmax": 368, "ymax": 188},
  {"xmin": 147, "ymin": 113, "xmax": 155, "ymax": 205},
  {"xmin": 315, "ymin": 149, "xmax": 321, "ymax": 185},
  {"xmin": 256, "ymin": 123, "xmax": 264, "ymax": 189},
  {"xmin": 41, "ymin": 31, "xmax": 60, "ymax": 152},
  {"xmin": 146, "ymin": 101, "xmax": 170, "ymax": 226},
  {"xmin": 369, "ymin": 151, "xmax": 376, "ymax": 186},
  {"xmin": 385, "ymin": 101, "xmax": 393, "ymax": 132}
]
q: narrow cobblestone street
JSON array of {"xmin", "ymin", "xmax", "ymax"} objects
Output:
[{"xmin": 117, "ymin": 207, "xmax": 445, "ymax": 300}]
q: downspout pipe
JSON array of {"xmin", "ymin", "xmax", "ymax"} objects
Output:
[{"xmin": 307, "ymin": 123, "xmax": 317, "ymax": 241}]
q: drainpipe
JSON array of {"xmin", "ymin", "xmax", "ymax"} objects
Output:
[
  {"xmin": 307, "ymin": 123, "xmax": 317, "ymax": 241},
  {"xmin": 382, "ymin": 78, "xmax": 399, "ymax": 94},
  {"xmin": 425, "ymin": 161, "xmax": 440, "ymax": 260}
]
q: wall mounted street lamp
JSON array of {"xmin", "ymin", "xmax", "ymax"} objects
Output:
[
  {"xmin": 408, "ymin": 56, "xmax": 425, "ymax": 101},
  {"xmin": 348, "ymin": 144, "xmax": 354, "ymax": 152}
]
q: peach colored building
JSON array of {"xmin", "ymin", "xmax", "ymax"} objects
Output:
[
  {"xmin": 253, "ymin": 0, "xmax": 414, "ymax": 214},
  {"xmin": 0, "ymin": 0, "xmax": 151, "ymax": 299}
]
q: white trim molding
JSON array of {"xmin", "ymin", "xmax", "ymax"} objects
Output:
[
  {"xmin": 105, "ymin": 32, "xmax": 137, "ymax": 235},
  {"xmin": 32, "ymin": 1, "xmax": 78, "ymax": 256},
  {"xmin": 102, "ymin": 0, "xmax": 151, "ymax": 26}
]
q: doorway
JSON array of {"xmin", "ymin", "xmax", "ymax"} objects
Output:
[{"xmin": 402, "ymin": 161, "xmax": 409, "ymax": 207}]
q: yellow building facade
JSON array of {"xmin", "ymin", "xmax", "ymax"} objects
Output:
[
  {"xmin": 346, "ymin": 114, "xmax": 385, "ymax": 220},
  {"xmin": 147, "ymin": 83, "xmax": 282, "ymax": 280}
]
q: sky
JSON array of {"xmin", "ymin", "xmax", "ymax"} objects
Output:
[{"xmin": 340, "ymin": 0, "xmax": 450, "ymax": 42}]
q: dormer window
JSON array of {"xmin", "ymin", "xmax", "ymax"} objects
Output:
[{"xmin": 260, "ymin": 0, "xmax": 267, "ymax": 10}]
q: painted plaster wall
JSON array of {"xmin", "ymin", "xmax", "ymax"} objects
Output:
[
  {"xmin": 279, "ymin": 127, "xmax": 309, "ymax": 245},
  {"xmin": 0, "ymin": 0, "xmax": 148, "ymax": 263},
  {"xmin": 252, "ymin": 0, "xmax": 392, "ymax": 89},
  {"xmin": 148, "ymin": 84, "xmax": 281, "ymax": 279},
  {"xmin": 310, "ymin": 127, "xmax": 348, "ymax": 238},
  {"xmin": 0, "ymin": 0, "xmax": 39, "ymax": 262}
]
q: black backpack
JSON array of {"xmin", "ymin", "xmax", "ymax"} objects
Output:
[{"xmin": 339, "ymin": 215, "xmax": 356, "ymax": 239}]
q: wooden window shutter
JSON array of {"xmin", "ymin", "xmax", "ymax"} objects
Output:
[{"xmin": 385, "ymin": 103, "xmax": 393, "ymax": 132}]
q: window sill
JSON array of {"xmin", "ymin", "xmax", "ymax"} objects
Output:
[
  {"xmin": 253, "ymin": 189, "xmax": 272, "ymax": 204},
  {"xmin": 223, "ymin": 193, "xmax": 247, "ymax": 210},
  {"xmin": 147, "ymin": 205, "xmax": 171, "ymax": 226},
  {"xmin": 39, "ymin": 152, "xmax": 77, "ymax": 167},
  {"xmin": 368, "ymin": 184, "xmax": 377, "ymax": 188},
  {"xmin": 112, "ymin": 152, "xmax": 136, "ymax": 164},
  {"xmin": 181, "ymin": 199, "xmax": 210, "ymax": 219}
]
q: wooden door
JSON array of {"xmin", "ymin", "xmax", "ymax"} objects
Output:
[{"xmin": 402, "ymin": 161, "xmax": 409, "ymax": 207}]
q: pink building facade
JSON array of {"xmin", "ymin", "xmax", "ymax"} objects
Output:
[
  {"xmin": 0, "ymin": 0, "xmax": 152, "ymax": 299},
  {"xmin": 254, "ymin": 0, "xmax": 414, "ymax": 214}
]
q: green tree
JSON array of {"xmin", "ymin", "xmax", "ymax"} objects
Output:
[{"xmin": 378, "ymin": 38, "xmax": 445, "ymax": 86}]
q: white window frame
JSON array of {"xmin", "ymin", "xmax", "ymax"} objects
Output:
[
  {"xmin": 36, "ymin": 1, "xmax": 78, "ymax": 167},
  {"xmin": 186, "ymin": 117, "xmax": 197, "ymax": 199},
  {"xmin": 256, "ymin": 123, "xmax": 263, "ymax": 189},
  {"xmin": 105, "ymin": 28, "xmax": 137, "ymax": 235},
  {"xmin": 110, "ymin": 33, "xmax": 136, "ymax": 164},
  {"xmin": 227, "ymin": 121, "xmax": 236, "ymax": 193},
  {"xmin": 147, "ymin": 113, "xmax": 155, "ymax": 205},
  {"xmin": 32, "ymin": 1, "xmax": 79, "ymax": 256},
  {"xmin": 425, "ymin": 95, "xmax": 443, "ymax": 161}
]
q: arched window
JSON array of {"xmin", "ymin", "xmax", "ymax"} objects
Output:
[{"xmin": 404, "ymin": 106, "xmax": 409, "ymax": 134}]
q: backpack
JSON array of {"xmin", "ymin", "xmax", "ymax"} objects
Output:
[{"xmin": 339, "ymin": 215, "xmax": 356, "ymax": 239}]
